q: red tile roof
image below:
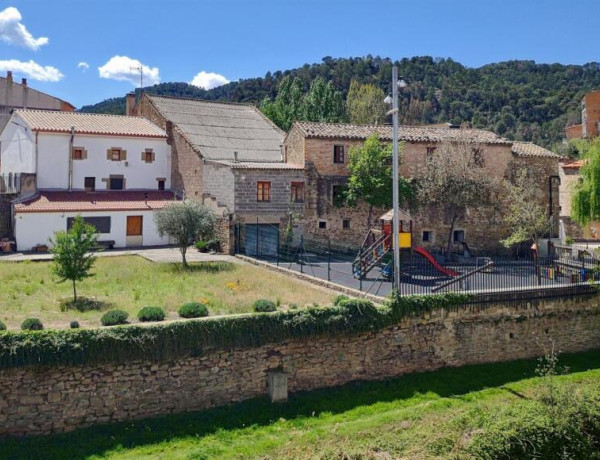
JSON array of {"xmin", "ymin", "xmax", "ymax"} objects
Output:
[
  {"xmin": 14, "ymin": 190, "xmax": 180, "ymax": 213},
  {"xmin": 561, "ymin": 159, "xmax": 587, "ymax": 170}
]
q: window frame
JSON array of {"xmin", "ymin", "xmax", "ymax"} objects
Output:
[
  {"xmin": 72, "ymin": 148, "xmax": 84, "ymax": 160},
  {"xmin": 67, "ymin": 216, "xmax": 111, "ymax": 234},
  {"xmin": 257, "ymin": 181, "xmax": 271, "ymax": 202},
  {"xmin": 84, "ymin": 177, "xmax": 95, "ymax": 192},
  {"xmin": 333, "ymin": 145, "xmax": 345, "ymax": 164},
  {"xmin": 290, "ymin": 181, "xmax": 304, "ymax": 203},
  {"xmin": 157, "ymin": 179, "xmax": 165, "ymax": 191},
  {"xmin": 109, "ymin": 177, "xmax": 124, "ymax": 190},
  {"xmin": 342, "ymin": 218, "xmax": 350, "ymax": 229},
  {"xmin": 111, "ymin": 149, "xmax": 122, "ymax": 161},
  {"xmin": 422, "ymin": 230, "xmax": 432, "ymax": 242},
  {"xmin": 318, "ymin": 221, "xmax": 327, "ymax": 229}
]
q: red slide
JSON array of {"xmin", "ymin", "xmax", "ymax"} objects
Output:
[{"xmin": 413, "ymin": 246, "xmax": 460, "ymax": 277}]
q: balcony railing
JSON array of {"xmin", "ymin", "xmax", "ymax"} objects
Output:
[{"xmin": 0, "ymin": 173, "xmax": 21, "ymax": 194}]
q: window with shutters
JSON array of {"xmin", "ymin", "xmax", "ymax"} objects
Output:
[
  {"xmin": 291, "ymin": 182, "xmax": 304, "ymax": 203},
  {"xmin": 257, "ymin": 181, "xmax": 271, "ymax": 202},
  {"xmin": 333, "ymin": 145, "xmax": 345, "ymax": 164},
  {"xmin": 84, "ymin": 177, "xmax": 95, "ymax": 192}
]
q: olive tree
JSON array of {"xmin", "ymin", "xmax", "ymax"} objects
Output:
[
  {"xmin": 154, "ymin": 200, "xmax": 217, "ymax": 267},
  {"xmin": 49, "ymin": 215, "xmax": 98, "ymax": 302},
  {"xmin": 415, "ymin": 140, "xmax": 498, "ymax": 257}
]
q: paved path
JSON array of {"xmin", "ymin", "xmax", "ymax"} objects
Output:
[{"xmin": 0, "ymin": 246, "xmax": 239, "ymax": 264}]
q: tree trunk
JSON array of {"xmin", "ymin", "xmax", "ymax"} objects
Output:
[
  {"xmin": 181, "ymin": 246, "xmax": 188, "ymax": 268},
  {"xmin": 367, "ymin": 204, "xmax": 374, "ymax": 229},
  {"xmin": 446, "ymin": 210, "xmax": 458, "ymax": 262},
  {"xmin": 72, "ymin": 279, "xmax": 77, "ymax": 302}
]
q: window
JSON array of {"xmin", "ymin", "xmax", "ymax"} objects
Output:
[
  {"xmin": 333, "ymin": 145, "xmax": 345, "ymax": 164},
  {"xmin": 67, "ymin": 216, "xmax": 111, "ymax": 233},
  {"xmin": 257, "ymin": 181, "xmax": 271, "ymax": 202},
  {"xmin": 109, "ymin": 177, "xmax": 124, "ymax": 190},
  {"xmin": 319, "ymin": 221, "xmax": 327, "ymax": 229},
  {"xmin": 143, "ymin": 150, "xmax": 154, "ymax": 163},
  {"xmin": 453, "ymin": 230, "xmax": 465, "ymax": 243},
  {"xmin": 73, "ymin": 148, "xmax": 84, "ymax": 160},
  {"xmin": 157, "ymin": 179, "xmax": 165, "ymax": 191},
  {"xmin": 343, "ymin": 219, "xmax": 350, "ymax": 229},
  {"xmin": 426, "ymin": 147, "xmax": 437, "ymax": 156},
  {"xmin": 422, "ymin": 230, "xmax": 432, "ymax": 242},
  {"xmin": 291, "ymin": 182, "xmax": 304, "ymax": 203},
  {"xmin": 332, "ymin": 185, "xmax": 346, "ymax": 206},
  {"xmin": 84, "ymin": 177, "xmax": 95, "ymax": 192},
  {"xmin": 472, "ymin": 148, "xmax": 484, "ymax": 167},
  {"xmin": 111, "ymin": 149, "xmax": 122, "ymax": 161}
]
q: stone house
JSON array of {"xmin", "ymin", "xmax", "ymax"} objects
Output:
[
  {"xmin": 565, "ymin": 90, "xmax": 600, "ymax": 140},
  {"xmin": 284, "ymin": 121, "xmax": 560, "ymax": 254},
  {"xmin": 138, "ymin": 94, "xmax": 304, "ymax": 254}
]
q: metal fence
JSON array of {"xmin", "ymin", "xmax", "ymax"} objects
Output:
[
  {"xmin": 0, "ymin": 173, "xmax": 20, "ymax": 194},
  {"xmin": 234, "ymin": 223, "xmax": 600, "ymax": 299}
]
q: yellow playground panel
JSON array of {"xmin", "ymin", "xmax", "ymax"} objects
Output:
[{"xmin": 399, "ymin": 232, "xmax": 412, "ymax": 249}]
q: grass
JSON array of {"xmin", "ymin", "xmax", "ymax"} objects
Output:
[
  {"xmin": 2, "ymin": 349, "xmax": 600, "ymax": 459},
  {"xmin": 0, "ymin": 256, "xmax": 335, "ymax": 330}
]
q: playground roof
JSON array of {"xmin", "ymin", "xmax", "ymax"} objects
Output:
[{"xmin": 379, "ymin": 208, "xmax": 413, "ymax": 222}]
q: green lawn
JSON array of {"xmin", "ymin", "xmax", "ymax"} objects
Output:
[
  {"xmin": 3, "ymin": 349, "xmax": 600, "ymax": 459},
  {"xmin": 0, "ymin": 256, "xmax": 335, "ymax": 329}
]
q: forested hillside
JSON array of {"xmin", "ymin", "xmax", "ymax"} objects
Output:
[{"xmin": 80, "ymin": 56, "xmax": 600, "ymax": 149}]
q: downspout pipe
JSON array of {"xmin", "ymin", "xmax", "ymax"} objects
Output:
[
  {"xmin": 68, "ymin": 126, "xmax": 75, "ymax": 191},
  {"xmin": 548, "ymin": 175, "xmax": 561, "ymax": 237}
]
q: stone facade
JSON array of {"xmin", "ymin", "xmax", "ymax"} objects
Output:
[
  {"xmin": 1, "ymin": 294, "xmax": 599, "ymax": 437},
  {"xmin": 284, "ymin": 124, "xmax": 560, "ymax": 253}
]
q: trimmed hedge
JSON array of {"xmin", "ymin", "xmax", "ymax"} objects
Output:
[
  {"xmin": 0, "ymin": 293, "xmax": 471, "ymax": 369},
  {"xmin": 21, "ymin": 318, "xmax": 43, "ymax": 331},
  {"xmin": 100, "ymin": 310, "xmax": 129, "ymax": 326},
  {"xmin": 253, "ymin": 299, "xmax": 277, "ymax": 313},
  {"xmin": 138, "ymin": 306, "xmax": 166, "ymax": 322},
  {"xmin": 333, "ymin": 294, "xmax": 350, "ymax": 306},
  {"xmin": 179, "ymin": 302, "xmax": 209, "ymax": 318}
]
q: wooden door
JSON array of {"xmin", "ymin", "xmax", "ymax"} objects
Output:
[{"xmin": 126, "ymin": 216, "xmax": 143, "ymax": 236}]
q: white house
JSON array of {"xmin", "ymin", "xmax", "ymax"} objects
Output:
[{"xmin": 0, "ymin": 109, "xmax": 179, "ymax": 250}]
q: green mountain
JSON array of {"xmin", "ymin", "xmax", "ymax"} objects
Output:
[{"xmin": 79, "ymin": 56, "xmax": 600, "ymax": 149}]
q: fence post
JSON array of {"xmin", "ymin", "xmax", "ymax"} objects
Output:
[
  {"xmin": 276, "ymin": 228, "xmax": 280, "ymax": 267},
  {"xmin": 300, "ymin": 235, "xmax": 304, "ymax": 274},
  {"xmin": 255, "ymin": 216, "xmax": 259, "ymax": 257},
  {"xmin": 327, "ymin": 238, "xmax": 331, "ymax": 282}
]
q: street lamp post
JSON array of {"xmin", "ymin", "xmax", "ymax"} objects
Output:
[{"xmin": 385, "ymin": 66, "xmax": 405, "ymax": 292}]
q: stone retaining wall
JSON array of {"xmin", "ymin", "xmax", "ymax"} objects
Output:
[{"xmin": 1, "ymin": 294, "xmax": 599, "ymax": 437}]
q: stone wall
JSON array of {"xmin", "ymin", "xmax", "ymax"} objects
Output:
[{"xmin": 1, "ymin": 294, "xmax": 600, "ymax": 437}]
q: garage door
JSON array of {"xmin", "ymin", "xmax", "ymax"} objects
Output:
[{"xmin": 245, "ymin": 224, "xmax": 279, "ymax": 257}]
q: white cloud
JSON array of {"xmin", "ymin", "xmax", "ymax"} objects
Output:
[
  {"xmin": 0, "ymin": 7, "xmax": 48, "ymax": 50},
  {"xmin": 77, "ymin": 61, "xmax": 89, "ymax": 71},
  {"xmin": 98, "ymin": 55, "xmax": 160, "ymax": 86},
  {"xmin": 0, "ymin": 59, "xmax": 63, "ymax": 81},
  {"xmin": 190, "ymin": 71, "xmax": 229, "ymax": 90}
]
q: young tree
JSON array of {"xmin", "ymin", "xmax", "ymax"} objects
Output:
[
  {"xmin": 154, "ymin": 200, "xmax": 217, "ymax": 267},
  {"xmin": 49, "ymin": 215, "xmax": 98, "ymax": 302},
  {"xmin": 346, "ymin": 80, "xmax": 387, "ymax": 125},
  {"xmin": 415, "ymin": 140, "xmax": 497, "ymax": 257},
  {"xmin": 572, "ymin": 139, "xmax": 600, "ymax": 225},
  {"xmin": 259, "ymin": 75, "xmax": 304, "ymax": 131},
  {"xmin": 302, "ymin": 76, "xmax": 346, "ymax": 123},
  {"xmin": 345, "ymin": 133, "xmax": 412, "ymax": 227},
  {"xmin": 501, "ymin": 168, "xmax": 551, "ymax": 248}
]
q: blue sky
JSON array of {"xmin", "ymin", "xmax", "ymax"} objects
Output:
[{"xmin": 0, "ymin": 0, "xmax": 595, "ymax": 108}]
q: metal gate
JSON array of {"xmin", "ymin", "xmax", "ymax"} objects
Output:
[{"xmin": 244, "ymin": 224, "xmax": 279, "ymax": 257}]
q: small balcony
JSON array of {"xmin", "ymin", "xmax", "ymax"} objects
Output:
[{"xmin": 0, "ymin": 173, "xmax": 21, "ymax": 194}]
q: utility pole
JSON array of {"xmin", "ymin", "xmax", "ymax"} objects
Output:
[{"xmin": 391, "ymin": 66, "xmax": 401, "ymax": 292}]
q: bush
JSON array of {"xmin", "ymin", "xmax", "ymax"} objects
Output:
[
  {"xmin": 138, "ymin": 306, "xmax": 166, "ymax": 322},
  {"xmin": 253, "ymin": 299, "xmax": 277, "ymax": 313},
  {"xmin": 101, "ymin": 309, "xmax": 129, "ymax": 326},
  {"xmin": 178, "ymin": 302, "xmax": 209, "ymax": 318},
  {"xmin": 0, "ymin": 320, "xmax": 6, "ymax": 331},
  {"xmin": 566, "ymin": 236, "xmax": 575, "ymax": 245},
  {"xmin": 195, "ymin": 240, "xmax": 208, "ymax": 252},
  {"xmin": 206, "ymin": 239, "xmax": 221, "ymax": 252},
  {"xmin": 21, "ymin": 318, "xmax": 43, "ymax": 331},
  {"xmin": 70, "ymin": 321, "xmax": 80, "ymax": 329},
  {"xmin": 333, "ymin": 294, "xmax": 350, "ymax": 306}
]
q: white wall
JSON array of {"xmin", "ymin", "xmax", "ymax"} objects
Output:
[
  {"xmin": 37, "ymin": 133, "xmax": 170, "ymax": 190},
  {"xmin": 15, "ymin": 210, "xmax": 169, "ymax": 251},
  {"xmin": 0, "ymin": 115, "xmax": 36, "ymax": 174}
]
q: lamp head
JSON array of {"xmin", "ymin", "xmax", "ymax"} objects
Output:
[
  {"xmin": 398, "ymin": 78, "xmax": 408, "ymax": 89},
  {"xmin": 384, "ymin": 94, "xmax": 393, "ymax": 105}
]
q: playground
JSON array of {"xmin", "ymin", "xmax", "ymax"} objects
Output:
[{"xmin": 236, "ymin": 210, "xmax": 600, "ymax": 297}]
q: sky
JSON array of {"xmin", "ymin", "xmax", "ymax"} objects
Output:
[{"xmin": 0, "ymin": 0, "xmax": 596, "ymax": 108}]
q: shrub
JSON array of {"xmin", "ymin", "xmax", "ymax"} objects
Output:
[
  {"xmin": 21, "ymin": 318, "xmax": 43, "ymax": 331},
  {"xmin": 333, "ymin": 294, "xmax": 350, "ymax": 306},
  {"xmin": 0, "ymin": 320, "xmax": 6, "ymax": 331},
  {"xmin": 195, "ymin": 240, "xmax": 208, "ymax": 252},
  {"xmin": 178, "ymin": 302, "xmax": 209, "ymax": 318},
  {"xmin": 70, "ymin": 321, "xmax": 80, "ymax": 329},
  {"xmin": 566, "ymin": 236, "xmax": 575, "ymax": 245},
  {"xmin": 138, "ymin": 306, "xmax": 166, "ymax": 322},
  {"xmin": 206, "ymin": 239, "xmax": 221, "ymax": 252},
  {"xmin": 253, "ymin": 299, "xmax": 277, "ymax": 313},
  {"xmin": 100, "ymin": 309, "xmax": 129, "ymax": 326}
]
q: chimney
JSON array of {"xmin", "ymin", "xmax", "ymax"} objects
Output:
[
  {"xmin": 125, "ymin": 92, "xmax": 136, "ymax": 116},
  {"xmin": 6, "ymin": 71, "xmax": 12, "ymax": 83},
  {"xmin": 21, "ymin": 78, "xmax": 27, "ymax": 87}
]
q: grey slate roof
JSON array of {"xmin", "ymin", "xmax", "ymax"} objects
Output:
[
  {"xmin": 511, "ymin": 141, "xmax": 559, "ymax": 158},
  {"xmin": 146, "ymin": 95, "xmax": 285, "ymax": 161},
  {"xmin": 293, "ymin": 121, "xmax": 512, "ymax": 144},
  {"xmin": 210, "ymin": 160, "xmax": 304, "ymax": 170}
]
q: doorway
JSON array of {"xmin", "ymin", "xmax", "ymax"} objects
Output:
[{"xmin": 126, "ymin": 215, "xmax": 143, "ymax": 247}]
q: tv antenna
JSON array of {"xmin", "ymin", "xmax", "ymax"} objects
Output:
[{"xmin": 130, "ymin": 65, "xmax": 143, "ymax": 98}]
